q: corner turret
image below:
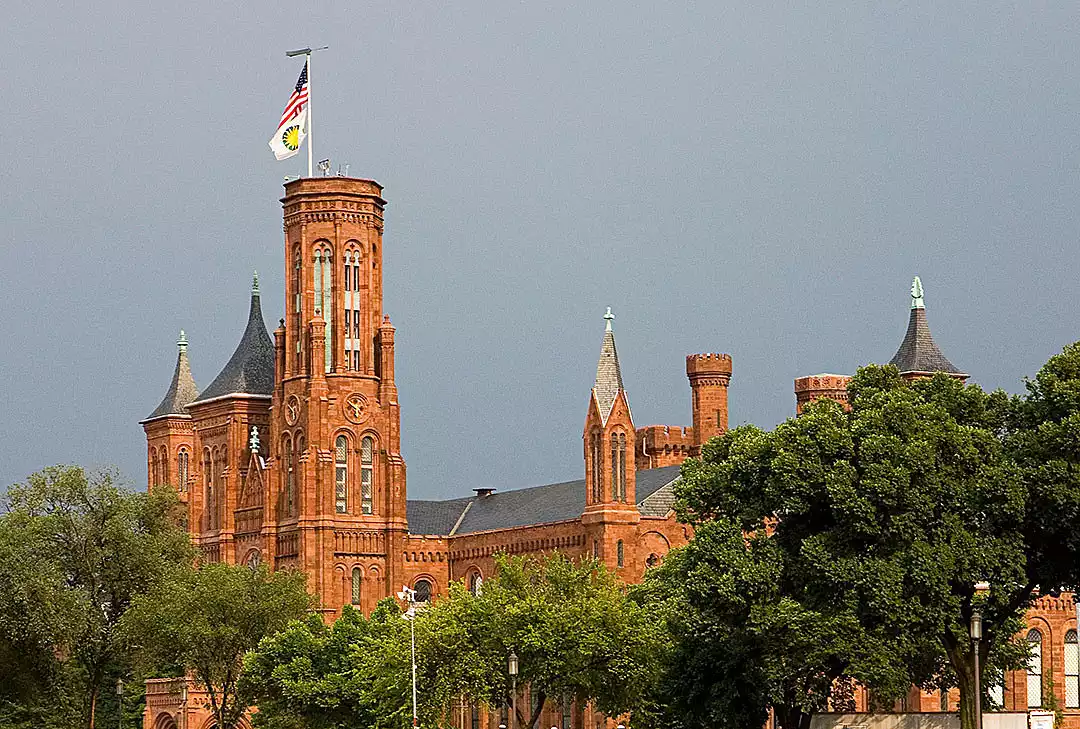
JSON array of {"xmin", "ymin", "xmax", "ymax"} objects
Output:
[{"xmin": 888, "ymin": 276, "xmax": 968, "ymax": 381}]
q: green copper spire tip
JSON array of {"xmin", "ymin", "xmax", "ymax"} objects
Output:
[
  {"xmin": 177, "ymin": 329, "xmax": 188, "ymax": 350},
  {"xmin": 910, "ymin": 276, "xmax": 924, "ymax": 310},
  {"xmin": 604, "ymin": 306, "xmax": 614, "ymax": 332},
  {"xmin": 252, "ymin": 270, "xmax": 260, "ymax": 294}
]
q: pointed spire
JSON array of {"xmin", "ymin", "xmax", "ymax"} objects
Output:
[
  {"xmin": 192, "ymin": 277, "xmax": 275, "ymax": 403},
  {"xmin": 252, "ymin": 270, "xmax": 260, "ymax": 294},
  {"xmin": 142, "ymin": 329, "xmax": 200, "ymax": 421},
  {"xmin": 888, "ymin": 277, "xmax": 967, "ymax": 378},
  {"xmin": 249, "ymin": 426, "xmax": 260, "ymax": 454},
  {"xmin": 910, "ymin": 276, "xmax": 924, "ymax": 309},
  {"xmin": 593, "ymin": 307, "xmax": 624, "ymax": 423}
]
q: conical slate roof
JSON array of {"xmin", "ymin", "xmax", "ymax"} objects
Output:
[
  {"xmin": 192, "ymin": 274, "xmax": 275, "ymax": 403},
  {"xmin": 593, "ymin": 307, "xmax": 624, "ymax": 422},
  {"xmin": 142, "ymin": 331, "xmax": 199, "ymax": 421},
  {"xmin": 888, "ymin": 276, "xmax": 967, "ymax": 377}
]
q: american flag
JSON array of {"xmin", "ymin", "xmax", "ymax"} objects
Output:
[{"xmin": 276, "ymin": 66, "xmax": 309, "ymax": 132}]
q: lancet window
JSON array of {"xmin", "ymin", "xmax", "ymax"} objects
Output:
[
  {"xmin": 335, "ymin": 435, "xmax": 348, "ymax": 514},
  {"xmin": 361, "ymin": 436, "xmax": 374, "ymax": 515},
  {"xmin": 313, "ymin": 246, "xmax": 332, "ymax": 372},
  {"xmin": 1027, "ymin": 628, "xmax": 1043, "ymax": 707},
  {"xmin": 177, "ymin": 448, "xmax": 189, "ymax": 491},
  {"xmin": 351, "ymin": 566, "xmax": 361, "ymax": 605}
]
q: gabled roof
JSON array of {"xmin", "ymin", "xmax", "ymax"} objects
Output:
[
  {"xmin": 142, "ymin": 331, "xmax": 199, "ymax": 422},
  {"xmin": 192, "ymin": 275, "xmax": 275, "ymax": 404},
  {"xmin": 405, "ymin": 465, "xmax": 683, "ymax": 536},
  {"xmin": 593, "ymin": 307, "xmax": 624, "ymax": 423},
  {"xmin": 887, "ymin": 276, "xmax": 967, "ymax": 377}
]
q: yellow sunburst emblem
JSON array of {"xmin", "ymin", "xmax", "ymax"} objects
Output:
[{"xmin": 282, "ymin": 125, "xmax": 301, "ymax": 151}]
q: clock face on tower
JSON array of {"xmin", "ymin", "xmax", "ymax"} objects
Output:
[
  {"xmin": 285, "ymin": 395, "xmax": 300, "ymax": 425},
  {"xmin": 343, "ymin": 393, "xmax": 369, "ymax": 424}
]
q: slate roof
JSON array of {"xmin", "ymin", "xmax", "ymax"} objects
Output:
[
  {"xmin": 192, "ymin": 283, "xmax": 275, "ymax": 403},
  {"xmin": 142, "ymin": 332, "xmax": 199, "ymax": 421},
  {"xmin": 406, "ymin": 497, "xmax": 473, "ymax": 536},
  {"xmin": 888, "ymin": 279, "xmax": 966, "ymax": 377},
  {"xmin": 593, "ymin": 313, "xmax": 624, "ymax": 423},
  {"xmin": 405, "ymin": 464, "xmax": 682, "ymax": 536}
]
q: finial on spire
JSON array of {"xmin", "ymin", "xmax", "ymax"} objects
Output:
[
  {"xmin": 604, "ymin": 307, "xmax": 614, "ymax": 332},
  {"xmin": 249, "ymin": 426, "xmax": 260, "ymax": 454},
  {"xmin": 910, "ymin": 276, "xmax": 924, "ymax": 310},
  {"xmin": 252, "ymin": 270, "xmax": 260, "ymax": 294},
  {"xmin": 177, "ymin": 329, "xmax": 188, "ymax": 351}
]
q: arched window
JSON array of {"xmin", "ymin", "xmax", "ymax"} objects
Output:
[
  {"xmin": 560, "ymin": 695, "xmax": 572, "ymax": 729},
  {"xmin": 1067, "ymin": 629, "xmax": 1079, "ymax": 708},
  {"xmin": 203, "ymin": 449, "xmax": 212, "ymax": 530},
  {"xmin": 590, "ymin": 431, "xmax": 602, "ymax": 502},
  {"xmin": 471, "ymin": 702, "xmax": 480, "ymax": 729},
  {"xmin": 592, "ymin": 540, "xmax": 599, "ymax": 559},
  {"xmin": 351, "ymin": 566, "xmax": 362, "ymax": 605},
  {"xmin": 414, "ymin": 579, "xmax": 432, "ymax": 603},
  {"xmin": 343, "ymin": 249, "xmax": 362, "ymax": 372},
  {"xmin": 469, "ymin": 571, "xmax": 483, "ymax": 596},
  {"xmin": 246, "ymin": 551, "xmax": 261, "ymax": 570},
  {"xmin": 160, "ymin": 446, "xmax": 170, "ymax": 485},
  {"xmin": 284, "ymin": 437, "xmax": 295, "ymax": 517},
  {"xmin": 151, "ymin": 449, "xmax": 159, "ymax": 487},
  {"xmin": 616, "ymin": 540, "xmax": 624, "ymax": 568},
  {"xmin": 177, "ymin": 449, "xmax": 189, "ymax": 491},
  {"xmin": 1028, "ymin": 628, "xmax": 1043, "ymax": 707},
  {"xmin": 618, "ymin": 432, "xmax": 626, "ymax": 501},
  {"xmin": 293, "ymin": 247, "xmax": 302, "ymax": 369},
  {"xmin": 610, "ymin": 433, "xmax": 626, "ymax": 502},
  {"xmin": 361, "ymin": 437, "xmax": 374, "ymax": 515},
  {"xmin": 335, "ymin": 435, "xmax": 348, "ymax": 514},
  {"xmin": 313, "ymin": 246, "xmax": 332, "ymax": 373}
]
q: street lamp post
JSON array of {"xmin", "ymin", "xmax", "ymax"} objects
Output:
[
  {"xmin": 398, "ymin": 586, "xmax": 419, "ymax": 728},
  {"xmin": 508, "ymin": 652, "xmax": 519, "ymax": 729},
  {"xmin": 116, "ymin": 678, "xmax": 125, "ymax": 729},
  {"xmin": 971, "ymin": 608, "xmax": 983, "ymax": 729}
]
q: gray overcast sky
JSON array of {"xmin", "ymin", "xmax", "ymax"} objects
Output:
[{"xmin": 2, "ymin": 1, "xmax": 1078, "ymax": 499}]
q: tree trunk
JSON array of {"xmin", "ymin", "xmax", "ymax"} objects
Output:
[
  {"xmin": 88, "ymin": 683, "xmax": 98, "ymax": 729},
  {"xmin": 776, "ymin": 705, "xmax": 811, "ymax": 729},
  {"xmin": 945, "ymin": 634, "xmax": 981, "ymax": 729}
]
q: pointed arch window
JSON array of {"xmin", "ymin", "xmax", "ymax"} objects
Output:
[
  {"xmin": 1027, "ymin": 628, "xmax": 1043, "ymax": 707},
  {"xmin": 617, "ymin": 540, "xmax": 624, "ymax": 568},
  {"xmin": 335, "ymin": 435, "xmax": 348, "ymax": 514},
  {"xmin": 313, "ymin": 246, "xmax": 332, "ymax": 372},
  {"xmin": 177, "ymin": 449, "xmax": 189, "ymax": 491},
  {"xmin": 414, "ymin": 579, "xmax": 432, "ymax": 603},
  {"xmin": 293, "ymin": 247, "xmax": 303, "ymax": 367},
  {"xmin": 343, "ymin": 249, "xmax": 363, "ymax": 372},
  {"xmin": 284, "ymin": 437, "xmax": 295, "ymax": 517},
  {"xmin": 160, "ymin": 446, "xmax": 170, "ymax": 486},
  {"xmin": 590, "ymin": 431, "xmax": 602, "ymax": 503},
  {"xmin": 203, "ymin": 448, "xmax": 212, "ymax": 530},
  {"xmin": 1067, "ymin": 629, "xmax": 1079, "ymax": 708},
  {"xmin": 361, "ymin": 436, "xmax": 374, "ymax": 515},
  {"xmin": 469, "ymin": 571, "xmax": 483, "ymax": 596},
  {"xmin": 610, "ymin": 433, "xmax": 626, "ymax": 502},
  {"xmin": 351, "ymin": 566, "xmax": 362, "ymax": 605},
  {"xmin": 151, "ymin": 449, "xmax": 159, "ymax": 487}
]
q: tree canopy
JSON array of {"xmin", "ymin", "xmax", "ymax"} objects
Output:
[
  {"xmin": 655, "ymin": 352, "xmax": 1080, "ymax": 729},
  {"xmin": 244, "ymin": 553, "xmax": 663, "ymax": 729},
  {"xmin": 0, "ymin": 466, "xmax": 193, "ymax": 729},
  {"xmin": 123, "ymin": 561, "xmax": 312, "ymax": 729}
]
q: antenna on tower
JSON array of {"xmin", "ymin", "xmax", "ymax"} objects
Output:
[{"xmin": 318, "ymin": 158, "xmax": 331, "ymax": 176}]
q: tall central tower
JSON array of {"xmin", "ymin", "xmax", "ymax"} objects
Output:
[{"xmin": 272, "ymin": 177, "xmax": 406, "ymax": 617}]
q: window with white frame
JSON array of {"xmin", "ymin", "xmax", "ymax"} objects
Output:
[{"xmin": 1028, "ymin": 628, "xmax": 1043, "ymax": 707}]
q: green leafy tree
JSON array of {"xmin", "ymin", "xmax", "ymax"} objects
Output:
[
  {"xmin": 122, "ymin": 562, "xmax": 312, "ymax": 729},
  {"xmin": 671, "ymin": 365, "xmax": 1051, "ymax": 729},
  {"xmin": 634, "ymin": 517, "xmax": 929, "ymax": 729},
  {"xmin": 243, "ymin": 599, "xmax": 414, "ymax": 729},
  {"xmin": 423, "ymin": 553, "xmax": 663, "ymax": 729},
  {"xmin": 244, "ymin": 554, "xmax": 662, "ymax": 729},
  {"xmin": 0, "ymin": 466, "xmax": 193, "ymax": 729}
]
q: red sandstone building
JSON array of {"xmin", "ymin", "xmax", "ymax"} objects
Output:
[{"xmin": 141, "ymin": 179, "xmax": 1071, "ymax": 729}]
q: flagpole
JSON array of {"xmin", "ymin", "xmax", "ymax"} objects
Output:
[{"xmin": 306, "ymin": 51, "xmax": 312, "ymax": 179}]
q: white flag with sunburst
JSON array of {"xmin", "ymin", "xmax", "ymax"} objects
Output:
[{"xmin": 269, "ymin": 65, "xmax": 309, "ymax": 161}]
